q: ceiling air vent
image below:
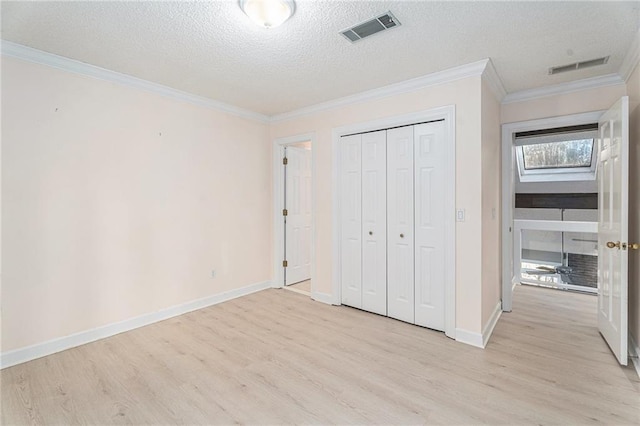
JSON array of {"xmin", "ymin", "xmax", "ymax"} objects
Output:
[
  {"xmin": 341, "ymin": 12, "xmax": 400, "ymax": 43},
  {"xmin": 548, "ymin": 56, "xmax": 609, "ymax": 75}
]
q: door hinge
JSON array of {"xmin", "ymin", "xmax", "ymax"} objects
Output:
[
  {"xmin": 283, "ymin": 157, "xmax": 288, "ymax": 165},
  {"xmin": 283, "ymin": 208, "xmax": 288, "ymax": 216},
  {"xmin": 283, "ymin": 260, "xmax": 288, "ymax": 267}
]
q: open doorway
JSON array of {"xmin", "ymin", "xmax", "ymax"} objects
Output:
[
  {"xmin": 273, "ymin": 134, "xmax": 315, "ymax": 297},
  {"xmin": 501, "ymin": 111, "xmax": 604, "ymax": 309},
  {"xmin": 501, "ymin": 99, "xmax": 631, "ymax": 366},
  {"xmin": 512, "ymin": 122, "xmax": 599, "ymax": 295}
]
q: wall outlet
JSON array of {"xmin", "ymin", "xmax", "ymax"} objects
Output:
[
  {"xmin": 456, "ymin": 209, "xmax": 465, "ymax": 222},
  {"xmin": 211, "ymin": 270, "xmax": 216, "ymax": 278}
]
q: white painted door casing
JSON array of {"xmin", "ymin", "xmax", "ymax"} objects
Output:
[{"xmin": 597, "ymin": 96, "xmax": 629, "ymax": 366}]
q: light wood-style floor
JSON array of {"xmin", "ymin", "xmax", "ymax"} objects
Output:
[
  {"xmin": 2, "ymin": 285, "xmax": 639, "ymax": 425},
  {"xmin": 287, "ymin": 279, "xmax": 311, "ymax": 294}
]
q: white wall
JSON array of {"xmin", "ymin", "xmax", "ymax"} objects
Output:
[
  {"xmin": 270, "ymin": 75, "xmax": 489, "ymax": 335},
  {"xmin": 515, "ymin": 177, "xmax": 597, "ymax": 194},
  {"xmin": 1, "ymin": 57, "xmax": 272, "ymax": 352}
]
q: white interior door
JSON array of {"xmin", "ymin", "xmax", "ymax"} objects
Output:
[
  {"xmin": 285, "ymin": 146, "xmax": 312, "ymax": 285},
  {"xmin": 387, "ymin": 126, "xmax": 415, "ymax": 323},
  {"xmin": 597, "ymin": 96, "xmax": 629, "ymax": 366},
  {"xmin": 414, "ymin": 121, "xmax": 446, "ymax": 331},
  {"xmin": 340, "ymin": 135, "xmax": 362, "ymax": 308},
  {"xmin": 361, "ymin": 130, "xmax": 387, "ymax": 315}
]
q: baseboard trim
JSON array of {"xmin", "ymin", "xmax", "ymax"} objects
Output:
[
  {"xmin": 455, "ymin": 328, "xmax": 484, "ymax": 348},
  {"xmin": 0, "ymin": 280, "xmax": 272, "ymax": 369},
  {"xmin": 311, "ymin": 291, "xmax": 335, "ymax": 305},
  {"xmin": 482, "ymin": 301, "xmax": 503, "ymax": 348},
  {"xmin": 629, "ymin": 334, "xmax": 640, "ymax": 379}
]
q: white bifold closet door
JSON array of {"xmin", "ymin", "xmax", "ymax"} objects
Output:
[
  {"xmin": 340, "ymin": 131, "xmax": 387, "ymax": 313},
  {"xmin": 387, "ymin": 126, "xmax": 415, "ymax": 323},
  {"xmin": 340, "ymin": 120, "xmax": 447, "ymax": 332},
  {"xmin": 413, "ymin": 122, "xmax": 446, "ymax": 330},
  {"xmin": 361, "ymin": 130, "xmax": 387, "ymax": 315},
  {"xmin": 340, "ymin": 134, "xmax": 362, "ymax": 308}
]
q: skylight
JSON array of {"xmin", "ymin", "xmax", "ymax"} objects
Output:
[
  {"xmin": 522, "ymin": 139, "xmax": 594, "ymax": 170},
  {"xmin": 514, "ymin": 125, "xmax": 598, "ymax": 183}
]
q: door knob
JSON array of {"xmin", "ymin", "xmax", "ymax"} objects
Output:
[
  {"xmin": 629, "ymin": 243, "xmax": 639, "ymax": 250},
  {"xmin": 400, "ymin": 233, "xmax": 404, "ymax": 238},
  {"xmin": 369, "ymin": 231, "xmax": 373, "ymax": 235},
  {"xmin": 606, "ymin": 241, "xmax": 620, "ymax": 249}
]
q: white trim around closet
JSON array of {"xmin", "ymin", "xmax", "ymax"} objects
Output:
[{"xmin": 331, "ymin": 106, "xmax": 457, "ymax": 339}]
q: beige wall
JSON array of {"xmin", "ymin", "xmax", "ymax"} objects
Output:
[
  {"xmin": 270, "ymin": 76, "xmax": 486, "ymax": 334},
  {"xmin": 501, "ymin": 84, "xmax": 627, "ymax": 124},
  {"xmin": 627, "ymin": 62, "xmax": 640, "ymax": 347},
  {"xmin": 1, "ymin": 57, "xmax": 272, "ymax": 352},
  {"xmin": 481, "ymin": 80, "xmax": 502, "ymax": 328}
]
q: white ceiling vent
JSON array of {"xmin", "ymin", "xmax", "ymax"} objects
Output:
[
  {"xmin": 341, "ymin": 12, "xmax": 400, "ymax": 43},
  {"xmin": 548, "ymin": 56, "xmax": 609, "ymax": 75}
]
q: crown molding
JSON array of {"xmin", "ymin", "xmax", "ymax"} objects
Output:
[
  {"xmin": 1, "ymin": 40, "xmax": 270, "ymax": 123},
  {"xmin": 271, "ymin": 59, "xmax": 490, "ymax": 123},
  {"xmin": 619, "ymin": 29, "xmax": 640, "ymax": 82},
  {"xmin": 502, "ymin": 73, "xmax": 625, "ymax": 105},
  {"xmin": 481, "ymin": 58, "xmax": 507, "ymax": 101}
]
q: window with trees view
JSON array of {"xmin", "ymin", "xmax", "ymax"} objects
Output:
[{"xmin": 522, "ymin": 139, "xmax": 594, "ymax": 170}]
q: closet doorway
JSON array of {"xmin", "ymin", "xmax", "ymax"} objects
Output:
[
  {"xmin": 332, "ymin": 107, "xmax": 456, "ymax": 338},
  {"xmin": 273, "ymin": 133, "xmax": 315, "ymax": 297}
]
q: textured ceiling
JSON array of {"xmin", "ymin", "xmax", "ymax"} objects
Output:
[{"xmin": 1, "ymin": 1, "xmax": 639, "ymax": 115}]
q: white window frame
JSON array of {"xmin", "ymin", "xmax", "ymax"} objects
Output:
[{"xmin": 515, "ymin": 138, "xmax": 598, "ymax": 183}]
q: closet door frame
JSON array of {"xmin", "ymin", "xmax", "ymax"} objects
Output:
[{"xmin": 332, "ymin": 106, "xmax": 457, "ymax": 339}]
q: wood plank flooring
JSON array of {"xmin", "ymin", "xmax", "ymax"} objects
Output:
[
  {"xmin": 2, "ymin": 285, "xmax": 639, "ymax": 425},
  {"xmin": 286, "ymin": 279, "xmax": 311, "ymax": 294}
]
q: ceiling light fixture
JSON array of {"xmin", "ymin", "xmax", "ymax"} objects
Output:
[{"xmin": 239, "ymin": 0, "xmax": 295, "ymax": 29}]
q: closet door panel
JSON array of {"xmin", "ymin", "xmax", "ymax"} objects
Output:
[
  {"xmin": 340, "ymin": 135, "xmax": 362, "ymax": 308},
  {"xmin": 361, "ymin": 130, "xmax": 387, "ymax": 315},
  {"xmin": 414, "ymin": 121, "xmax": 446, "ymax": 330},
  {"xmin": 387, "ymin": 126, "xmax": 415, "ymax": 323}
]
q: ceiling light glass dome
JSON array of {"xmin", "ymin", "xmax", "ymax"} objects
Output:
[{"xmin": 239, "ymin": 0, "xmax": 295, "ymax": 28}]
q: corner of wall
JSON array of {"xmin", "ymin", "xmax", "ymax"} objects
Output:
[{"xmin": 480, "ymin": 79, "xmax": 503, "ymax": 331}]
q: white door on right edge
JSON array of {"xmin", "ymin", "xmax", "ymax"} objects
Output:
[{"xmin": 597, "ymin": 96, "xmax": 629, "ymax": 366}]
